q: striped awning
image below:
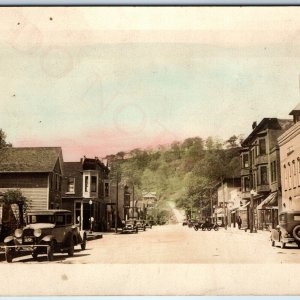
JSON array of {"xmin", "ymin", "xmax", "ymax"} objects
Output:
[{"xmin": 257, "ymin": 192, "xmax": 278, "ymax": 210}]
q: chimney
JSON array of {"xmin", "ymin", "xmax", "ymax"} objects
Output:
[{"xmin": 252, "ymin": 121, "xmax": 257, "ymax": 130}]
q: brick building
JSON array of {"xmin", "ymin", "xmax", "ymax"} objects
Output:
[
  {"xmin": 62, "ymin": 157, "xmax": 110, "ymax": 231},
  {"xmin": 240, "ymin": 118, "xmax": 293, "ymax": 230}
]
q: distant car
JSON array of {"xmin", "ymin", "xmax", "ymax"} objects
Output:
[
  {"xmin": 270, "ymin": 211, "xmax": 300, "ymax": 249},
  {"xmin": 4, "ymin": 209, "xmax": 87, "ymax": 263},
  {"xmin": 122, "ymin": 221, "xmax": 138, "ymax": 234},
  {"xmin": 187, "ymin": 219, "xmax": 197, "ymax": 228},
  {"xmin": 182, "ymin": 220, "xmax": 188, "ymax": 226},
  {"xmin": 136, "ymin": 220, "xmax": 146, "ymax": 231},
  {"xmin": 145, "ymin": 221, "xmax": 152, "ymax": 229}
]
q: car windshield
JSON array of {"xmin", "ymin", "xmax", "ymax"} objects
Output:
[{"xmin": 29, "ymin": 215, "xmax": 55, "ymax": 224}]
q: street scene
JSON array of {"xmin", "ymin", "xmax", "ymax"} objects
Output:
[{"xmin": 2, "ymin": 7, "xmax": 300, "ymax": 277}]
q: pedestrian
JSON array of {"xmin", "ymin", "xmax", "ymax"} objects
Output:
[{"xmin": 237, "ymin": 216, "xmax": 242, "ymax": 229}]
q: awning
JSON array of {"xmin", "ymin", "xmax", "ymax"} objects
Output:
[
  {"xmin": 238, "ymin": 201, "xmax": 250, "ymax": 210},
  {"xmin": 215, "ymin": 208, "xmax": 225, "ymax": 214},
  {"xmin": 257, "ymin": 192, "xmax": 278, "ymax": 210}
]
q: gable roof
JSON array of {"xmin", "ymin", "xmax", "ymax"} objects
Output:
[
  {"xmin": 289, "ymin": 102, "xmax": 300, "ymax": 115},
  {"xmin": 0, "ymin": 147, "xmax": 63, "ymax": 173},
  {"xmin": 242, "ymin": 118, "xmax": 293, "ymax": 147}
]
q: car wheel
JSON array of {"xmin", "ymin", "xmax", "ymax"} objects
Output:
[
  {"xmin": 32, "ymin": 250, "xmax": 38, "ymax": 260},
  {"xmin": 202, "ymin": 227, "xmax": 206, "ymax": 231},
  {"xmin": 81, "ymin": 235, "xmax": 86, "ymax": 251},
  {"xmin": 194, "ymin": 227, "xmax": 198, "ymax": 231},
  {"xmin": 5, "ymin": 247, "xmax": 13, "ymax": 263},
  {"xmin": 47, "ymin": 242, "xmax": 54, "ymax": 261},
  {"xmin": 214, "ymin": 226, "xmax": 219, "ymax": 231},
  {"xmin": 281, "ymin": 242, "xmax": 286, "ymax": 249},
  {"xmin": 208, "ymin": 228, "xmax": 212, "ymax": 231},
  {"xmin": 292, "ymin": 225, "xmax": 300, "ymax": 242},
  {"xmin": 68, "ymin": 238, "xmax": 74, "ymax": 257}
]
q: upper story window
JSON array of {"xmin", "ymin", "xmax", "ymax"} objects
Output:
[
  {"xmin": 55, "ymin": 174, "xmax": 61, "ymax": 191},
  {"xmin": 259, "ymin": 165, "xmax": 268, "ymax": 185},
  {"xmin": 104, "ymin": 182, "xmax": 110, "ymax": 197},
  {"xmin": 91, "ymin": 176, "xmax": 97, "ymax": 192},
  {"xmin": 251, "ymin": 148, "xmax": 256, "ymax": 166},
  {"xmin": 67, "ymin": 177, "xmax": 75, "ymax": 193},
  {"xmin": 241, "ymin": 153, "xmax": 249, "ymax": 168},
  {"xmin": 271, "ymin": 161, "xmax": 277, "ymax": 183},
  {"xmin": 242, "ymin": 176, "xmax": 250, "ymax": 192},
  {"xmin": 258, "ymin": 138, "xmax": 266, "ymax": 156},
  {"xmin": 84, "ymin": 176, "xmax": 89, "ymax": 192}
]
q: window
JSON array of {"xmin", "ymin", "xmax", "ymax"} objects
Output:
[
  {"xmin": 271, "ymin": 161, "xmax": 277, "ymax": 183},
  {"xmin": 91, "ymin": 176, "xmax": 97, "ymax": 192},
  {"xmin": 66, "ymin": 214, "xmax": 72, "ymax": 224},
  {"xmin": 85, "ymin": 176, "xmax": 89, "ymax": 192},
  {"xmin": 104, "ymin": 182, "xmax": 110, "ymax": 197},
  {"xmin": 283, "ymin": 164, "xmax": 288, "ymax": 191},
  {"xmin": 288, "ymin": 163, "xmax": 292, "ymax": 189},
  {"xmin": 298, "ymin": 159, "xmax": 300, "ymax": 186},
  {"xmin": 243, "ymin": 177, "xmax": 250, "ymax": 192},
  {"xmin": 56, "ymin": 174, "xmax": 60, "ymax": 191},
  {"xmin": 67, "ymin": 178, "xmax": 75, "ymax": 193},
  {"xmin": 251, "ymin": 148, "xmax": 256, "ymax": 166},
  {"xmin": 293, "ymin": 160, "xmax": 297, "ymax": 188},
  {"xmin": 49, "ymin": 174, "xmax": 53, "ymax": 190},
  {"xmin": 242, "ymin": 153, "xmax": 249, "ymax": 168},
  {"xmin": 258, "ymin": 139, "xmax": 266, "ymax": 155},
  {"xmin": 260, "ymin": 166, "xmax": 268, "ymax": 185},
  {"xmin": 56, "ymin": 215, "xmax": 65, "ymax": 225}
]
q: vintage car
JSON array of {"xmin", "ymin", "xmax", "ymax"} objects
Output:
[
  {"xmin": 270, "ymin": 211, "xmax": 300, "ymax": 249},
  {"xmin": 145, "ymin": 221, "xmax": 152, "ymax": 229},
  {"xmin": 4, "ymin": 209, "xmax": 87, "ymax": 263},
  {"xmin": 136, "ymin": 220, "xmax": 146, "ymax": 231},
  {"xmin": 122, "ymin": 221, "xmax": 138, "ymax": 234}
]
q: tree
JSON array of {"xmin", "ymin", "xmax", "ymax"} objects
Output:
[
  {"xmin": 0, "ymin": 129, "xmax": 12, "ymax": 148},
  {"xmin": 0, "ymin": 189, "xmax": 30, "ymax": 228}
]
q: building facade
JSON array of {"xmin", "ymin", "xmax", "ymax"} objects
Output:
[
  {"xmin": 0, "ymin": 147, "xmax": 64, "ymax": 210},
  {"xmin": 240, "ymin": 118, "xmax": 293, "ymax": 230},
  {"xmin": 278, "ymin": 103, "xmax": 300, "ymax": 211},
  {"xmin": 62, "ymin": 157, "xmax": 110, "ymax": 231}
]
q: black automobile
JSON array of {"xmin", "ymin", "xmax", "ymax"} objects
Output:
[{"xmin": 270, "ymin": 211, "xmax": 300, "ymax": 249}]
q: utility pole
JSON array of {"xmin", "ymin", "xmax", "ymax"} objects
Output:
[{"xmin": 115, "ymin": 172, "xmax": 119, "ymax": 233}]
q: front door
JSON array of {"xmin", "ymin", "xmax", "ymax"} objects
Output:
[{"xmin": 83, "ymin": 203, "xmax": 94, "ymax": 230}]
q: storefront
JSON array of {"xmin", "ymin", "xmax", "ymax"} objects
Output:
[{"xmin": 257, "ymin": 192, "xmax": 278, "ymax": 230}]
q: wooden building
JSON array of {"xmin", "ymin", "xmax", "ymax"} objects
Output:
[{"xmin": 0, "ymin": 147, "xmax": 64, "ymax": 210}]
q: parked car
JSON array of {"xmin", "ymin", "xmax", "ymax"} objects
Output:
[
  {"xmin": 122, "ymin": 221, "xmax": 138, "ymax": 234},
  {"xmin": 136, "ymin": 220, "xmax": 146, "ymax": 231},
  {"xmin": 270, "ymin": 211, "xmax": 300, "ymax": 249},
  {"xmin": 182, "ymin": 220, "xmax": 188, "ymax": 226},
  {"xmin": 4, "ymin": 209, "xmax": 87, "ymax": 263},
  {"xmin": 145, "ymin": 221, "xmax": 152, "ymax": 229},
  {"xmin": 187, "ymin": 219, "xmax": 197, "ymax": 228},
  {"xmin": 201, "ymin": 222, "xmax": 219, "ymax": 231}
]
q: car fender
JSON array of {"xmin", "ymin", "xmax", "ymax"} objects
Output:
[
  {"xmin": 77, "ymin": 230, "xmax": 86, "ymax": 243},
  {"xmin": 41, "ymin": 235, "xmax": 55, "ymax": 243},
  {"xmin": 4, "ymin": 236, "xmax": 14, "ymax": 244}
]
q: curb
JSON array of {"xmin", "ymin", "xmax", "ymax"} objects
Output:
[{"xmin": 87, "ymin": 234, "xmax": 103, "ymax": 241}]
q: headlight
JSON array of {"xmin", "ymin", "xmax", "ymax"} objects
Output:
[
  {"xmin": 14, "ymin": 229, "xmax": 23, "ymax": 238},
  {"xmin": 34, "ymin": 229, "xmax": 42, "ymax": 237}
]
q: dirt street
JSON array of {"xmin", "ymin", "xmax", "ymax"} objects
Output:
[{"xmin": 5, "ymin": 224, "xmax": 300, "ymax": 264}]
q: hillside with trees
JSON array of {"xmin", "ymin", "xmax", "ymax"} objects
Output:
[{"xmin": 107, "ymin": 135, "xmax": 243, "ymax": 223}]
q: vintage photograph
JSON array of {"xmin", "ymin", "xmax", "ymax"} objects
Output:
[{"xmin": 1, "ymin": 6, "xmax": 300, "ymax": 295}]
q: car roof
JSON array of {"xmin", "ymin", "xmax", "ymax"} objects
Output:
[
  {"xmin": 280, "ymin": 211, "xmax": 300, "ymax": 214},
  {"xmin": 27, "ymin": 209, "xmax": 72, "ymax": 215}
]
